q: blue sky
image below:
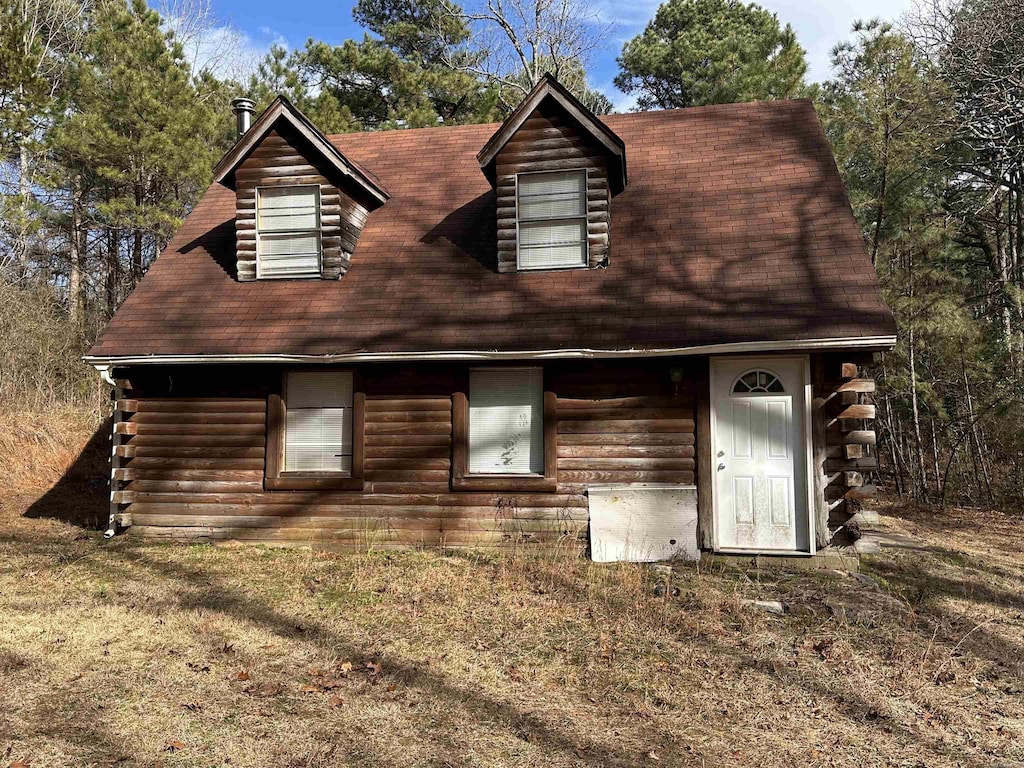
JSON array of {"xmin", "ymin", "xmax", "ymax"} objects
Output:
[{"xmin": 190, "ymin": 0, "xmax": 915, "ymax": 110}]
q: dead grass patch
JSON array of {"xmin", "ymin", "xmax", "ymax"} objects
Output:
[{"xmin": 1, "ymin": 426, "xmax": 1023, "ymax": 767}]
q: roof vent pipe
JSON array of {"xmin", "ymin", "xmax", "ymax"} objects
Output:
[{"xmin": 231, "ymin": 97, "xmax": 256, "ymax": 136}]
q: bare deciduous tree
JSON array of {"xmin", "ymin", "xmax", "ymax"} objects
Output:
[
  {"xmin": 159, "ymin": 0, "xmax": 256, "ymax": 83},
  {"xmin": 906, "ymin": 0, "xmax": 1024, "ymax": 371},
  {"xmin": 440, "ymin": 0, "xmax": 612, "ymax": 110}
]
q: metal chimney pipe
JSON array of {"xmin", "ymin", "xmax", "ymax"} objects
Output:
[{"xmin": 231, "ymin": 98, "xmax": 256, "ymax": 136}]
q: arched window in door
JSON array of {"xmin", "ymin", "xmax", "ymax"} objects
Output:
[{"xmin": 732, "ymin": 369, "xmax": 785, "ymax": 394}]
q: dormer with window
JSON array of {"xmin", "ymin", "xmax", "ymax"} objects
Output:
[
  {"xmin": 212, "ymin": 96, "xmax": 389, "ymax": 281},
  {"xmin": 477, "ymin": 75, "xmax": 627, "ymax": 274}
]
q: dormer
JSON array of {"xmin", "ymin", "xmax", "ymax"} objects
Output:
[
  {"xmin": 212, "ymin": 96, "xmax": 389, "ymax": 281},
  {"xmin": 478, "ymin": 75, "xmax": 627, "ymax": 274}
]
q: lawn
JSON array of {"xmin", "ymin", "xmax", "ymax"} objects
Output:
[{"xmin": 1, "ymin": 416, "xmax": 1023, "ymax": 767}]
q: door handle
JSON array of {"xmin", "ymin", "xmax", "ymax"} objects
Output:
[{"xmin": 717, "ymin": 463, "xmax": 726, "ymax": 471}]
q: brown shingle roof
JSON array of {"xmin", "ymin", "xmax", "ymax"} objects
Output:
[{"xmin": 87, "ymin": 99, "xmax": 895, "ymax": 359}]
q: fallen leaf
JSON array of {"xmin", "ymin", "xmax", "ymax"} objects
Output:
[
  {"xmin": 328, "ymin": 694, "xmax": 343, "ymax": 708},
  {"xmin": 186, "ymin": 662, "xmax": 210, "ymax": 673},
  {"xmin": 365, "ymin": 660, "xmax": 382, "ymax": 677},
  {"xmin": 647, "ymin": 751, "xmax": 659, "ymax": 761},
  {"xmin": 236, "ymin": 670, "xmax": 250, "ymax": 681},
  {"xmin": 9, "ymin": 762, "xmax": 31, "ymax": 768},
  {"xmin": 164, "ymin": 740, "xmax": 186, "ymax": 752},
  {"xmin": 338, "ymin": 661, "xmax": 353, "ymax": 675},
  {"xmin": 300, "ymin": 684, "xmax": 323, "ymax": 694}
]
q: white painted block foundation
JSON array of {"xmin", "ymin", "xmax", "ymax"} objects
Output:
[{"xmin": 587, "ymin": 484, "xmax": 699, "ymax": 563}]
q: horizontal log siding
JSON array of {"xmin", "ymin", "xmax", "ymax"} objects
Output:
[
  {"xmin": 494, "ymin": 107, "xmax": 611, "ymax": 273},
  {"xmin": 235, "ymin": 126, "xmax": 368, "ymax": 281},
  {"xmin": 549, "ymin": 362, "xmax": 697, "ymax": 492},
  {"xmin": 110, "ymin": 361, "xmax": 700, "ymax": 549}
]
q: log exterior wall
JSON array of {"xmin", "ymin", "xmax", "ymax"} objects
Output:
[
  {"xmin": 494, "ymin": 105, "xmax": 611, "ymax": 273},
  {"xmin": 106, "ymin": 352, "xmax": 877, "ymax": 553},
  {"xmin": 108, "ymin": 360, "xmax": 696, "ymax": 549},
  {"xmin": 234, "ymin": 125, "xmax": 369, "ymax": 281}
]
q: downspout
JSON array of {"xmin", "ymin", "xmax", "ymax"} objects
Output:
[
  {"xmin": 97, "ymin": 364, "xmax": 116, "ymax": 387},
  {"xmin": 97, "ymin": 364, "xmax": 120, "ymax": 538}
]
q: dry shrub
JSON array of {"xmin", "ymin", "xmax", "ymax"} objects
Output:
[
  {"xmin": 0, "ymin": 280, "xmax": 105, "ymax": 411},
  {"xmin": 0, "ymin": 404, "xmax": 105, "ymax": 495}
]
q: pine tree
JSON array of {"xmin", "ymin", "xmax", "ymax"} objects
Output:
[
  {"xmin": 47, "ymin": 0, "xmax": 229, "ymax": 314},
  {"xmin": 615, "ymin": 0, "xmax": 808, "ymax": 109}
]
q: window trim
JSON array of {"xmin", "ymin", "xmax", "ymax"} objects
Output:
[
  {"xmin": 515, "ymin": 169, "xmax": 589, "ymax": 272},
  {"xmin": 265, "ymin": 368, "xmax": 365, "ymax": 491},
  {"xmin": 451, "ymin": 366, "xmax": 557, "ymax": 492},
  {"xmin": 255, "ymin": 184, "xmax": 323, "ymax": 280}
]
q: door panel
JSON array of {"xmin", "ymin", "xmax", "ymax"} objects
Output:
[{"xmin": 713, "ymin": 358, "xmax": 809, "ymax": 552}]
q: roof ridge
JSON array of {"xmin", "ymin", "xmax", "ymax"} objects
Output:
[{"xmin": 326, "ymin": 98, "xmax": 815, "ymax": 143}]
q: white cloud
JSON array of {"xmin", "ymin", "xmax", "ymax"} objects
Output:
[{"xmin": 760, "ymin": 0, "xmax": 916, "ymax": 82}]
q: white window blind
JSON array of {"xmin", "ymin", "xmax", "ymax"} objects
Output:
[
  {"xmin": 284, "ymin": 371, "xmax": 353, "ymax": 473},
  {"xmin": 469, "ymin": 368, "xmax": 544, "ymax": 474},
  {"xmin": 257, "ymin": 185, "xmax": 321, "ymax": 279},
  {"xmin": 517, "ymin": 171, "xmax": 587, "ymax": 270}
]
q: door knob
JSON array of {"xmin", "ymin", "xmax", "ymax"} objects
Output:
[{"xmin": 717, "ymin": 463, "xmax": 726, "ymax": 471}]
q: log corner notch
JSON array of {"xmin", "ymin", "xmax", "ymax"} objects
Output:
[
  {"xmin": 107, "ymin": 375, "xmax": 136, "ymax": 534},
  {"xmin": 811, "ymin": 353, "xmax": 878, "ymax": 548}
]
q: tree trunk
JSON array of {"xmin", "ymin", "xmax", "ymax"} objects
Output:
[
  {"xmin": 928, "ymin": 411, "xmax": 942, "ymax": 496},
  {"xmin": 132, "ymin": 181, "xmax": 144, "ymax": 285},
  {"xmin": 907, "ymin": 249, "xmax": 927, "ymax": 499},
  {"xmin": 106, "ymin": 229, "xmax": 119, "ymax": 318},
  {"xmin": 961, "ymin": 345, "xmax": 994, "ymax": 503},
  {"xmin": 908, "ymin": 331, "xmax": 927, "ymax": 499},
  {"xmin": 68, "ymin": 175, "xmax": 83, "ymax": 322},
  {"xmin": 16, "ymin": 141, "xmax": 31, "ymax": 279}
]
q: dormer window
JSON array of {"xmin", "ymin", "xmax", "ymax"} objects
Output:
[
  {"xmin": 477, "ymin": 75, "xmax": 626, "ymax": 274},
  {"xmin": 256, "ymin": 185, "xmax": 322, "ymax": 279},
  {"xmin": 517, "ymin": 171, "xmax": 588, "ymax": 270},
  {"xmin": 212, "ymin": 95, "xmax": 388, "ymax": 282}
]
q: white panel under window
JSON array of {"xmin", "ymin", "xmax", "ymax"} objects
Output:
[
  {"xmin": 469, "ymin": 368, "xmax": 543, "ymax": 474},
  {"xmin": 517, "ymin": 171, "xmax": 587, "ymax": 270},
  {"xmin": 285, "ymin": 371, "xmax": 353, "ymax": 473},
  {"xmin": 257, "ymin": 185, "xmax": 321, "ymax": 279}
]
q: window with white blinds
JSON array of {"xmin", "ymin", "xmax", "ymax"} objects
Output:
[
  {"xmin": 284, "ymin": 371, "xmax": 353, "ymax": 473},
  {"xmin": 516, "ymin": 170, "xmax": 587, "ymax": 270},
  {"xmin": 257, "ymin": 185, "xmax": 321, "ymax": 279},
  {"xmin": 469, "ymin": 368, "xmax": 544, "ymax": 474}
]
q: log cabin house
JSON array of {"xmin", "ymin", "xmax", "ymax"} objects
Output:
[{"xmin": 84, "ymin": 75, "xmax": 896, "ymax": 559}]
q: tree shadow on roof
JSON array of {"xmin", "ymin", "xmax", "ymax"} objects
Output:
[
  {"xmin": 420, "ymin": 189, "xmax": 498, "ymax": 273},
  {"xmin": 178, "ymin": 218, "xmax": 237, "ymax": 280}
]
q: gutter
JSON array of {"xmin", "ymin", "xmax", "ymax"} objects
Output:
[{"xmin": 84, "ymin": 335, "xmax": 897, "ymax": 369}]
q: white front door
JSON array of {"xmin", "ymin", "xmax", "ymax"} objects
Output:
[{"xmin": 711, "ymin": 357, "xmax": 811, "ymax": 553}]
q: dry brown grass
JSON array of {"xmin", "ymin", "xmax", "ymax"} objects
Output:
[
  {"xmin": 0, "ymin": 407, "xmax": 104, "ymax": 496},
  {"xmin": 1, "ymin": 421, "xmax": 1023, "ymax": 767}
]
